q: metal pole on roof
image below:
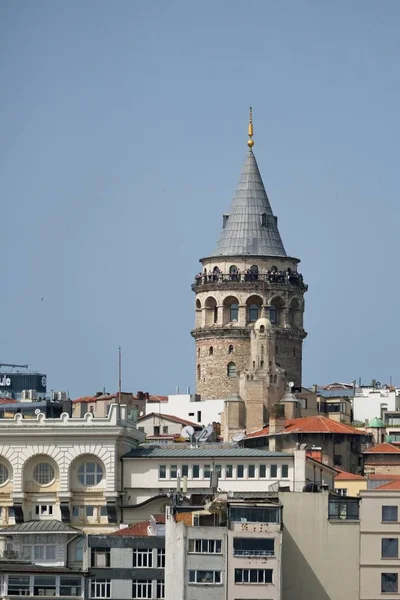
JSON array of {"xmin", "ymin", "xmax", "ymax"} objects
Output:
[{"xmin": 118, "ymin": 346, "xmax": 122, "ymax": 419}]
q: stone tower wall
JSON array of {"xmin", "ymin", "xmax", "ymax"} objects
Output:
[
  {"xmin": 195, "ymin": 336, "xmax": 250, "ymax": 399},
  {"xmin": 275, "ymin": 334, "xmax": 304, "ymax": 388}
]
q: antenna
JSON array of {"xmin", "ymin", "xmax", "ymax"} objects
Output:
[{"xmin": 118, "ymin": 347, "xmax": 122, "ymax": 417}]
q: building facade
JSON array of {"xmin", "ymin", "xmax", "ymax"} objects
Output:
[
  {"xmin": 191, "ymin": 113, "xmax": 307, "ymax": 399},
  {"xmin": 165, "ymin": 496, "xmax": 282, "ymax": 600}
]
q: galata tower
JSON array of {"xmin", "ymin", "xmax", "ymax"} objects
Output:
[{"xmin": 191, "ymin": 109, "xmax": 307, "ymax": 399}]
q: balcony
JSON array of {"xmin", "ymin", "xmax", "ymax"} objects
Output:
[
  {"xmin": 192, "ymin": 271, "xmax": 307, "ymax": 292},
  {"xmin": 233, "ymin": 549, "xmax": 275, "ymax": 557}
]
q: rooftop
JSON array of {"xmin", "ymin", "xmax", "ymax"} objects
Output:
[
  {"xmin": 335, "ymin": 469, "xmax": 366, "ymax": 481},
  {"xmin": 138, "ymin": 413, "xmax": 202, "ymax": 429},
  {"xmin": 0, "ymin": 520, "xmax": 79, "ymax": 535},
  {"xmin": 364, "ymin": 442, "xmax": 400, "ymax": 455},
  {"xmin": 123, "ymin": 445, "xmax": 291, "ymax": 459},
  {"xmin": 112, "ymin": 514, "xmax": 165, "ymax": 537},
  {"xmin": 375, "ymin": 480, "xmax": 400, "ymax": 491},
  {"xmin": 246, "ymin": 416, "xmax": 366, "ymax": 438},
  {"xmin": 212, "ymin": 144, "xmax": 287, "ymax": 258}
]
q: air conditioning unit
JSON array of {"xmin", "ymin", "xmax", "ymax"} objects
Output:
[{"xmin": 52, "ymin": 391, "xmax": 67, "ymax": 402}]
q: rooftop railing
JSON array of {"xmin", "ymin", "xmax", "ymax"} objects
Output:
[{"xmin": 192, "ymin": 271, "xmax": 307, "ymax": 290}]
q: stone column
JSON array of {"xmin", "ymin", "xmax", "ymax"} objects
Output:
[
  {"xmin": 282, "ymin": 306, "xmax": 290, "ymax": 328},
  {"xmin": 238, "ymin": 304, "xmax": 247, "ymax": 326},
  {"xmin": 216, "ymin": 304, "xmax": 223, "ymax": 326}
]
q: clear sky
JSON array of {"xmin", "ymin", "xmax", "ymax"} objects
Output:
[{"xmin": 1, "ymin": 0, "xmax": 400, "ymax": 397}]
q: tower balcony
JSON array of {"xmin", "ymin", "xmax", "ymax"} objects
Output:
[{"xmin": 192, "ymin": 271, "xmax": 307, "ymax": 293}]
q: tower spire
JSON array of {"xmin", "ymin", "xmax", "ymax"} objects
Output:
[{"xmin": 247, "ymin": 106, "xmax": 254, "ymax": 148}]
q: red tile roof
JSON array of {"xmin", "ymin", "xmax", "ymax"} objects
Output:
[
  {"xmin": 364, "ymin": 443, "xmax": 400, "ymax": 454},
  {"xmin": 138, "ymin": 412, "xmax": 201, "ymax": 428},
  {"xmin": 152, "ymin": 514, "xmax": 165, "ymax": 524},
  {"xmin": 111, "ymin": 521, "xmax": 150, "ymax": 536},
  {"xmin": 246, "ymin": 416, "xmax": 366, "ymax": 438},
  {"xmin": 335, "ymin": 469, "xmax": 366, "ymax": 481},
  {"xmin": 0, "ymin": 398, "xmax": 17, "ymax": 404},
  {"xmin": 147, "ymin": 395, "xmax": 168, "ymax": 403},
  {"xmin": 375, "ymin": 480, "xmax": 400, "ymax": 490},
  {"xmin": 367, "ymin": 474, "xmax": 400, "ymax": 481}
]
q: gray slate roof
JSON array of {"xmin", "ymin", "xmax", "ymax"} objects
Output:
[
  {"xmin": 0, "ymin": 520, "xmax": 79, "ymax": 534},
  {"xmin": 213, "ymin": 150, "xmax": 287, "ymax": 257},
  {"xmin": 123, "ymin": 447, "xmax": 291, "ymax": 458}
]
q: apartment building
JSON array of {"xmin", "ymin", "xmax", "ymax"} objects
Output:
[
  {"xmin": 360, "ymin": 482, "xmax": 400, "ymax": 599},
  {"xmin": 121, "ymin": 446, "xmax": 336, "ymax": 522},
  {"xmin": 87, "ymin": 515, "xmax": 165, "ymax": 600},
  {"xmin": 165, "ymin": 495, "xmax": 282, "ymax": 600}
]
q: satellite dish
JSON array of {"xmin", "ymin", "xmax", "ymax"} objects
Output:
[
  {"xmin": 181, "ymin": 425, "xmax": 195, "ymax": 439},
  {"xmin": 34, "ymin": 409, "xmax": 41, "ymax": 415},
  {"xmin": 288, "ymin": 381, "xmax": 294, "ymax": 389},
  {"xmin": 139, "ymin": 411, "xmax": 144, "ymax": 417},
  {"xmin": 300, "ymin": 443, "xmax": 308, "ymax": 450},
  {"xmin": 232, "ymin": 432, "xmax": 245, "ymax": 443},
  {"xmin": 197, "ymin": 425, "xmax": 214, "ymax": 443}
]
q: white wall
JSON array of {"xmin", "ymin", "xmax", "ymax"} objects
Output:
[
  {"xmin": 353, "ymin": 388, "xmax": 400, "ymax": 423},
  {"xmin": 146, "ymin": 394, "xmax": 225, "ymax": 426}
]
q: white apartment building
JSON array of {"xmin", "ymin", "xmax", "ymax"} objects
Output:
[
  {"xmin": 146, "ymin": 394, "xmax": 225, "ymax": 427},
  {"xmin": 353, "ymin": 387, "xmax": 400, "ymax": 424},
  {"xmin": 121, "ymin": 446, "xmax": 336, "ymax": 522}
]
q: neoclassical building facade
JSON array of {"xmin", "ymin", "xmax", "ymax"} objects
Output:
[
  {"xmin": 192, "ymin": 112, "xmax": 307, "ymax": 399},
  {"xmin": 0, "ymin": 404, "xmax": 144, "ymax": 534}
]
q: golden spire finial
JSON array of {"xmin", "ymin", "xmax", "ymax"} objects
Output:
[{"xmin": 247, "ymin": 106, "xmax": 254, "ymax": 148}]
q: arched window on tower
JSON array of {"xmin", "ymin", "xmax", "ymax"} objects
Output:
[
  {"xmin": 227, "ymin": 362, "xmax": 237, "ymax": 378},
  {"xmin": 261, "ymin": 213, "xmax": 267, "ymax": 227},
  {"xmin": 209, "ymin": 346, "xmax": 213, "ymax": 356},
  {"xmin": 228, "ymin": 344, "xmax": 234, "ymax": 354},
  {"xmin": 270, "ymin": 305, "xmax": 277, "ymax": 324},
  {"xmin": 260, "ymin": 325, "xmax": 265, "ymax": 333},
  {"xmin": 229, "ymin": 265, "xmax": 238, "ymax": 281},
  {"xmin": 250, "ymin": 265, "xmax": 259, "ymax": 281},
  {"xmin": 197, "ymin": 364, "xmax": 201, "ymax": 380},
  {"xmin": 213, "ymin": 306, "xmax": 218, "ymax": 323},
  {"xmin": 248, "ymin": 304, "xmax": 259, "ymax": 322},
  {"xmin": 230, "ymin": 303, "xmax": 239, "ymax": 322}
]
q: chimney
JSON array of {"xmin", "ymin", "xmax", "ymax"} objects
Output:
[{"xmin": 269, "ymin": 404, "xmax": 285, "ymax": 434}]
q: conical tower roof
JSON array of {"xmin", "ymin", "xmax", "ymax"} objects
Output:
[{"xmin": 213, "ymin": 147, "xmax": 287, "ymax": 257}]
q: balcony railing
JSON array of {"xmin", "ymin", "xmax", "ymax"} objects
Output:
[
  {"xmin": 192, "ymin": 271, "xmax": 307, "ymax": 290},
  {"xmin": 233, "ymin": 550, "xmax": 275, "ymax": 557}
]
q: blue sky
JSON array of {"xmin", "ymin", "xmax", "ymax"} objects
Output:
[{"xmin": 1, "ymin": 0, "xmax": 400, "ymax": 397}]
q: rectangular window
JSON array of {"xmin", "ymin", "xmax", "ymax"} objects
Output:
[
  {"xmin": 100, "ymin": 506, "xmax": 108, "ymax": 517},
  {"xmin": 237, "ymin": 465, "xmax": 244, "ymax": 478},
  {"xmin": 72, "ymin": 505, "xmax": 80, "ymax": 517},
  {"xmin": 170, "ymin": 465, "xmax": 177, "ymax": 478},
  {"xmin": 156, "ymin": 581, "xmax": 165, "ymax": 599},
  {"xmin": 328, "ymin": 497, "xmax": 359, "ymax": 520},
  {"xmin": 281, "ymin": 465, "xmax": 289, "ymax": 478},
  {"xmin": 91, "ymin": 580, "xmax": 111, "ymax": 599},
  {"xmin": 159, "ymin": 465, "xmax": 166, "ymax": 479},
  {"xmin": 85, "ymin": 506, "xmax": 94, "ymax": 517},
  {"xmin": 132, "ymin": 580, "xmax": 152, "ymax": 599},
  {"xmin": 382, "ymin": 538, "xmax": 399, "ymax": 559},
  {"xmin": 91, "ymin": 548, "xmax": 110, "ymax": 568},
  {"xmin": 7, "ymin": 576, "xmax": 31, "ymax": 596},
  {"xmin": 270, "ymin": 464, "xmax": 277, "ymax": 478},
  {"xmin": 188, "ymin": 570, "xmax": 221, "ymax": 584},
  {"xmin": 204, "ymin": 464, "xmax": 211, "ymax": 478},
  {"xmin": 21, "ymin": 546, "xmax": 31, "ymax": 560},
  {"xmin": 233, "ymin": 537, "xmax": 274, "ymax": 557},
  {"xmin": 60, "ymin": 577, "xmax": 82, "ymax": 597},
  {"xmin": 181, "ymin": 465, "xmax": 188, "ymax": 477},
  {"xmin": 382, "ymin": 505, "xmax": 398, "ymax": 522},
  {"xmin": 234, "ymin": 569, "xmax": 273, "ymax": 584},
  {"xmin": 334, "ymin": 454, "xmax": 342, "ymax": 466},
  {"xmin": 381, "ymin": 573, "xmax": 398, "ymax": 593},
  {"xmin": 337, "ymin": 488, "xmax": 348, "ymax": 496},
  {"xmin": 197, "ymin": 411, "xmax": 201, "ymax": 422},
  {"xmin": 226, "ymin": 464, "xmax": 233, "ymax": 478},
  {"xmin": 215, "ymin": 464, "xmax": 222, "ymax": 476},
  {"xmin": 33, "ymin": 576, "xmax": 56, "ymax": 596},
  {"xmin": 133, "ymin": 549, "xmax": 153, "ymax": 568},
  {"xmin": 35, "ymin": 505, "xmax": 54, "ymax": 516},
  {"xmin": 230, "ymin": 506, "xmax": 280, "ymax": 524},
  {"xmin": 163, "ymin": 426, "xmax": 168, "ymax": 434},
  {"xmin": 192, "ymin": 464, "xmax": 200, "ymax": 479},
  {"xmin": 248, "ymin": 465, "xmax": 255, "ymax": 478},
  {"xmin": 188, "ymin": 539, "xmax": 222, "ymax": 554},
  {"xmin": 157, "ymin": 548, "xmax": 165, "ymax": 568},
  {"xmin": 259, "ymin": 464, "xmax": 266, "ymax": 478}
]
